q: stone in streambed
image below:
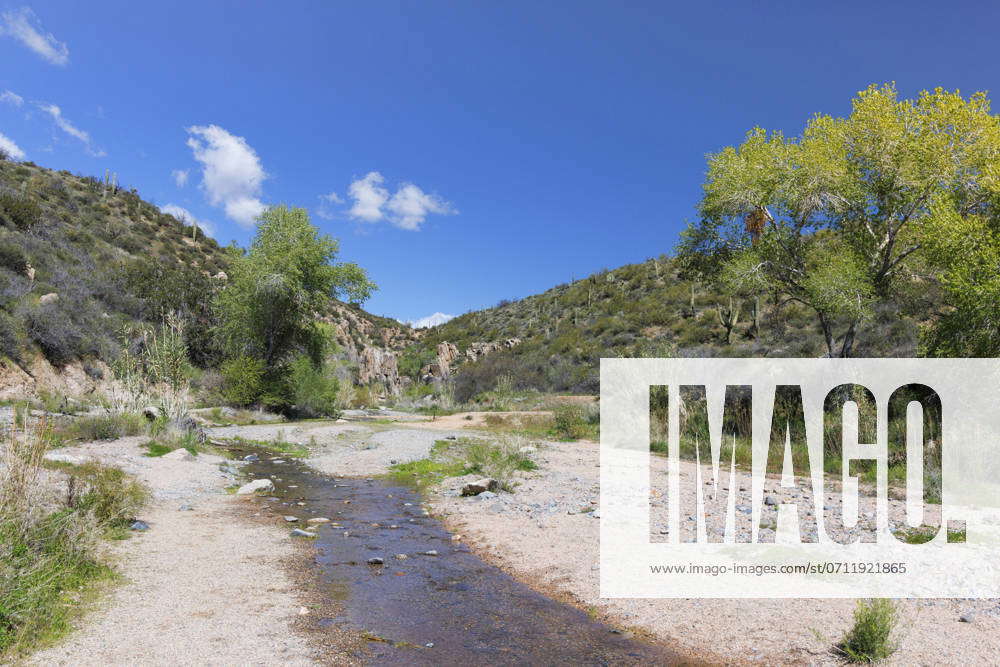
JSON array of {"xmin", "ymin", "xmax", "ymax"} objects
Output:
[
  {"xmin": 236, "ymin": 478, "xmax": 274, "ymax": 495},
  {"xmin": 462, "ymin": 478, "xmax": 499, "ymax": 496},
  {"xmin": 291, "ymin": 529, "xmax": 317, "ymax": 538}
]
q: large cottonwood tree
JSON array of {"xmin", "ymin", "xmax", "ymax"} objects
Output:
[{"xmin": 678, "ymin": 83, "xmax": 1000, "ymax": 356}]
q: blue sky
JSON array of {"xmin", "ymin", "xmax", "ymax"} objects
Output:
[{"xmin": 1, "ymin": 2, "xmax": 998, "ymax": 325}]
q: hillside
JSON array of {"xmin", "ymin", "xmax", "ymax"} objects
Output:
[
  {"xmin": 0, "ymin": 158, "xmax": 415, "ymax": 398},
  {"xmin": 402, "ymin": 256, "xmax": 939, "ymax": 401}
]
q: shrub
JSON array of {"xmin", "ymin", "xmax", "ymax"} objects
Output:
[
  {"xmin": 220, "ymin": 356, "xmax": 266, "ymax": 407},
  {"xmin": 287, "ymin": 355, "xmax": 339, "ymax": 418},
  {"xmin": 65, "ymin": 413, "xmax": 145, "ymax": 441},
  {"xmin": 23, "ymin": 302, "xmax": 86, "ymax": 367},
  {"xmin": 837, "ymin": 599, "xmax": 899, "ymax": 662},
  {"xmin": 0, "ymin": 241, "xmax": 28, "ymax": 274},
  {"xmin": 67, "ymin": 462, "xmax": 149, "ymax": 528},
  {"xmin": 0, "ymin": 311, "xmax": 23, "ymax": 362},
  {"xmin": 439, "ymin": 435, "xmax": 538, "ymax": 491},
  {"xmin": 551, "ymin": 402, "xmax": 598, "ymax": 440},
  {"xmin": 0, "ymin": 193, "xmax": 42, "ymax": 230}
]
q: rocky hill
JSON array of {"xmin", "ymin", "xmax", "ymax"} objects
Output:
[
  {"xmin": 0, "ymin": 158, "xmax": 416, "ymax": 399},
  {"xmin": 402, "ymin": 256, "xmax": 937, "ymax": 401}
]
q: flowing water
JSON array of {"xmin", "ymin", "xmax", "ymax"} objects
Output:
[{"xmin": 243, "ymin": 454, "xmax": 689, "ymax": 666}]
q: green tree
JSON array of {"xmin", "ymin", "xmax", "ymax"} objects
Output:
[
  {"xmin": 679, "ymin": 84, "xmax": 1000, "ymax": 356},
  {"xmin": 918, "ymin": 197, "xmax": 1000, "ymax": 356},
  {"xmin": 213, "ymin": 205, "xmax": 375, "ymax": 405}
]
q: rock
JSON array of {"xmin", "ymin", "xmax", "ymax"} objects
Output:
[
  {"xmin": 283, "ymin": 516, "xmax": 298, "ymax": 522},
  {"xmin": 236, "ymin": 478, "xmax": 274, "ymax": 495},
  {"xmin": 591, "ymin": 510, "xmax": 601, "ymax": 519},
  {"xmin": 39, "ymin": 292, "xmax": 59, "ymax": 304},
  {"xmin": 44, "ymin": 452, "xmax": 81, "ymax": 465},
  {"xmin": 960, "ymin": 612, "xmax": 976, "ymax": 623},
  {"xmin": 367, "ymin": 557, "xmax": 384, "ymax": 566},
  {"xmin": 519, "ymin": 446, "xmax": 537, "ymax": 455},
  {"xmin": 736, "ymin": 504, "xmax": 752, "ymax": 514},
  {"xmin": 423, "ymin": 550, "xmax": 438, "ymax": 556},
  {"xmin": 764, "ymin": 495, "xmax": 779, "ymax": 506},
  {"xmin": 306, "ymin": 517, "xmax": 330, "ymax": 524},
  {"xmin": 178, "ymin": 504, "xmax": 193, "ymax": 511},
  {"xmin": 291, "ymin": 529, "xmax": 316, "ymax": 538},
  {"xmin": 129, "ymin": 520, "xmax": 150, "ymax": 531},
  {"xmin": 461, "ymin": 478, "xmax": 500, "ymax": 496},
  {"xmin": 243, "ymin": 454, "xmax": 260, "ymax": 462},
  {"xmin": 395, "ymin": 553, "xmax": 408, "ymax": 560},
  {"xmin": 162, "ymin": 448, "xmax": 195, "ymax": 461},
  {"xmin": 142, "ymin": 406, "xmax": 163, "ymax": 421},
  {"xmin": 478, "ymin": 491, "xmax": 497, "ymax": 500}
]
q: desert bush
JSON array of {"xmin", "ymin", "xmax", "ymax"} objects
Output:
[
  {"xmin": 65, "ymin": 413, "xmax": 145, "ymax": 441},
  {"xmin": 0, "ymin": 241, "xmax": 28, "ymax": 274},
  {"xmin": 22, "ymin": 302, "xmax": 92, "ymax": 367},
  {"xmin": 0, "ymin": 193, "xmax": 41, "ymax": 230},
  {"xmin": 287, "ymin": 355, "xmax": 339, "ymax": 418},
  {"xmin": 438, "ymin": 435, "xmax": 538, "ymax": 490},
  {"xmin": 66, "ymin": 462, "xmax": 149, "ymax": 528},
  {"xmin": 0, "ymin": 311, "xmax": 23, "ymax": 362},
  {"xmin": 837, "ymin": 598, "xmax": 899, "ymax": 662},
  {"xmin": 551, "ymin": 402, "xmax": 598, "ymax": 440},
  {"xmin": 220, "ymin": 356, "xmax": 266, "ymax": 407}
]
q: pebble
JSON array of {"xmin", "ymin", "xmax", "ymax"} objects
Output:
[
  {"xmin": 283, "ymin": 516, "xmax": 298, "ymax": 522},
  {"xmin": 764, "ymin": 495, "xmax": 779, "ymax": 506},
  {"xmin": 960, "ymin": 612, "xmax": 976, "ymax": 623},
  {"xmin": 307, "ymin": 517, "xmax": 331, "ymax": 524},
  {"xmin": 395, "ymin": 554, "xmax": 408, "ymax": 560},
  {"xmin": 291, "ymin": 529, "xmax": 317, "ymax": 538},
  {"xmin": 178, "ymin": 504, "xmax": 193, "ymax": 511},
  {"xmin": 423, "ymin": 550, "xmax": 438, "ymax": 556},
  {"xmin": 243, "ymin": 454, "xmax": 259, "ymax": 462},
  {"xmin": 129, "ymin": 520, "xmax": 150, "ymax": 531},
  {"xmin": 367, "ymin": 557, "xmax": 385, "ymax": 565}
]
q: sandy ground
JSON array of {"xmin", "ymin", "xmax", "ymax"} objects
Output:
[
  {"xmin": 418, "ymin": 435, "xmax": 1000, "ymax": 666},
  {"xmin": 25, "ymin": 436, "xmax": 347, "ymax": 666},
  {"xmin": 29, "ymin": 417, "xmax": 998, "ymax": 665}
]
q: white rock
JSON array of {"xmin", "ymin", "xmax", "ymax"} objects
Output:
[
  {"xmin": 43, "ymin": 452, "xmax": 81, "ymax": 465},
  {"xmin": 162, "ymin": 448, "xmax": 195, "ymax": 461},
  {"xmin": 236, "ymin": 478, "xmax": 274, "ymax": 495},
  {"xmin": 306, "ymin": 517, "xmax": 330, "ymax": 524}
]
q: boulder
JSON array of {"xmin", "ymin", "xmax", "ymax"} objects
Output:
[
  {"xmin": 236, "ymin": 478, "xmax": 274, "ymax": 495},
  {"xmin": 461, "ymin": 478, "xmax": 500, "ymax": 496},
  {"xmin": 39, "ymin": 292, "xmax": 59, "ymax": 304},
  {"xmin": 162, "ymin": 448, "xmax": 195, "ymax": 461}
]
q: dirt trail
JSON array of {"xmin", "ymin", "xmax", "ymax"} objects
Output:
[{"xmin": 26, "ymin": 437, "xmax": 335, "ymax": 666}]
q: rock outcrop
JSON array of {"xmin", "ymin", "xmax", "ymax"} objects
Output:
[
  {"xmin": 320, "ymin": 301, "xmax": 420, "ymax": 396},
  {"xmin": 420, "ymin": 338, "xmax": 522, "ymax": 381}
]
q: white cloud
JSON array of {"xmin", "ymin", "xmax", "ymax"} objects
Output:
[
  {"xmin": 0, "ymin": 90, "xmax": 23, "ymax": 107},
  {"xmin": 0, "ymin": 7, "xmax": 69, "ymax": 65},
  {"xmin": 408, "ymin": 312, "xmax": 455, "ymax": 329},
  {"xmin": 0, "ymin": 132, "xmax": 26, "ymax": 160},
  {"xmin": 345, "ymin": 172, "xmax": 455, "ymax": 230},
  {"xmin": 160, "ymin": 203, "xmax": 215, "ymax": 237},
  {"xmin": 386, "ymin": 182, "xmax": 456, "ymax": 230},
  {"xmin": 315, "ymin": 191, "xmax": 344, "ymax": 220},
  {"xmin": 347, "ymin": 171, "xmax": 389, "ymax": 222},
  {"xmin": 186, "ymin": 124, "xmax": 267, "ymax": 228},
  {"xmin": 171, "ymin": 169, "xmax": 189, "ymax": 187},
  {"xmin": 37, "ymin": 103, "xmax": 104, "ymax": 156}
]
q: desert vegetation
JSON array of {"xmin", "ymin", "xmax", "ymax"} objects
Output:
[{"xmin": 0, "ymin": 418, "xmax": 147, "ymax": 659}]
